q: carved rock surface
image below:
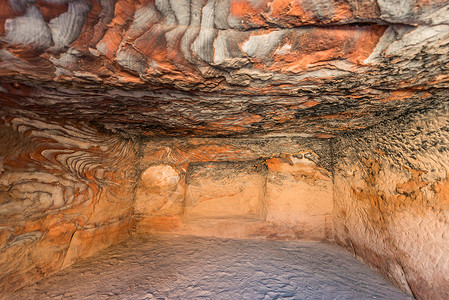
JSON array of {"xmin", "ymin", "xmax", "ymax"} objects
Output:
[
  {"xmin": 333, "ymin": 103, "xmax": 449, "ymax": 299},
  {"xmin": 184, "ymin": 161, "xmax": 266, "ymax": 220},
  {"xmin": 0, "ymin": 1, "xmax": 448, "ymax": 299},
  {"xmin": 0, "ymin": 0, "xmax": 448, "ymax": 137},
  {"xmin": 141, "ymin": 164, "xmax": 180, "ymax": 189},
  {"xmin": 265, "ymin": 156, "xmax": 333, "ymax": 239},
  {"xmin": 0, "ymin": 116, "xmax": 138, "ymax": 296},
  {"xmin": 135, "ymin": 137, "xmax": 333, "ymax": 240}
]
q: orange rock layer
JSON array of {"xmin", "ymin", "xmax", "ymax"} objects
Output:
[
  {"xmin": 333, "ymin": 104, "xmax": 449, "ymax": 299},
  {"xmin": 0, "ymin": 117, "xmax": 138, "ymax": 295},
  {"xmin": 0, "ymin": 0, "xmax": 448, "ymax": 137},
  {"xmin": 0, "ymin": 1, "xmax": 448, "ymax": 300}
]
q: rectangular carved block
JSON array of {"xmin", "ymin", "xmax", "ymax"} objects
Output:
[
  {"xmin": 184, "ymin": 161, "xmax": 266, "ymax": 220},
  {"xmin": 264, "ymin": 156, "xmax": 333, "ymax": 240}
]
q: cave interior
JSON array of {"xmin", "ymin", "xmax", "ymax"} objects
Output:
[{"xmin": 0, "ymin": 0, "xmax": 449, "ymax": 299}]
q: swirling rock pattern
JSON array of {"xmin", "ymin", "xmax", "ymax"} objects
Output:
[
  {"xmin": 0, "ymin": 0, "xmax": 448, "ymax": 137},
  {"xmin": 0, "ymin": 1, "xmax": 449, "ymax": 299},
  {"xmin": 0, "ymin": 116, "xmax": 138, "ymax": 296}
]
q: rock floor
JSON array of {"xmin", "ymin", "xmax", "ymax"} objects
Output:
[{"xmin": 12, "ymin": 234, "xmax": 412, "ymax": 300}]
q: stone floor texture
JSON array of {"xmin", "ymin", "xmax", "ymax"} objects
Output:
[{"xmin": 11, "ymin": 234, "xmax": 412, "ymax": 300}]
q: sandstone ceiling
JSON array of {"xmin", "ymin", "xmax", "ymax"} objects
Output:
[{"xmin": 0, "ymin": 0, "xmax": 448, "ymax": 138}]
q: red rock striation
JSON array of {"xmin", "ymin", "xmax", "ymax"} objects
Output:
[
  {"xmin": 0, "ymin": 1, "xmax": 448, "ymax": 299},
  {"xmin": 0, "ymin": 116, "xmax": 138, "ymax": 295},
  {"xmin": 0, "ymin": 0, "xmax": 448, "ymax": 137}
]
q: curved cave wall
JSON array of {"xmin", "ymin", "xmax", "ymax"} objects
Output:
[
  {"xmin": 0, "ymin": 0, "xmax": 448, "ymax": 299},
  {"xmin": 0, "ymin": 117, "xmax": 138, "ymax": 295},
  {"xmin": 333, "ymin": 104, "xmax": 449, "ymax": 299}
]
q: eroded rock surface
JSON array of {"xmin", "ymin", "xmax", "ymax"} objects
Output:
[
  {"xmin": 0, "ymin": 1, "xmax": 448, "ymax": 299},
  {"xmin": 0, "ymin": 117, "xmax": 138, "ymax": 296},
  {"xmin": 134, "ymin": 137, "xmax": 333, "ymax": 240},
  {"xmin": 0, "ymin": 0, "xmax": 448, "ymax": 137},
  {"xmin": 333, "ymin": 103, "xmax": 449, "ymax": 299}
]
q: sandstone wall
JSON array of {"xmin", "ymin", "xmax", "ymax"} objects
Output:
[
  {"xmin": 333, "ymin": 104, "xmax": 449, "ymax": 299},
  {"xmin": 2, "ymin": 1, "xmax": 449, "ymax": 139},
  {"xmin": 0, "ymin": 116, "xmax": 138, "ymax": 296},
  {"xmin": 134, "ymin": 137, "xmax": 333, "ymax": 240}
]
